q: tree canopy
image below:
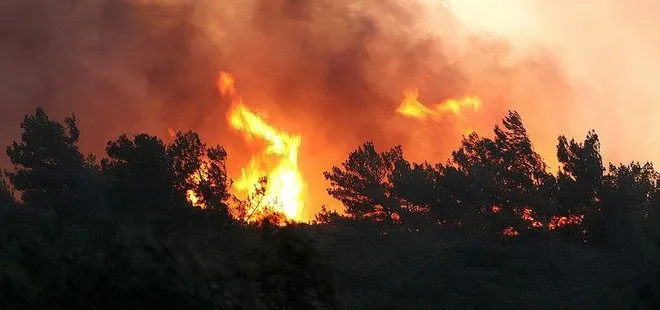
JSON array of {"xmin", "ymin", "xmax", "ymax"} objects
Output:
[{"xmin": 1, "ymin": 107, "xmax": 659, "ymax": 308}]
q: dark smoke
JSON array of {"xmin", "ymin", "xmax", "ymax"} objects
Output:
[
  {"xmin": 0, "ymin": 0, "xmax": 572, "ymax": 218},
  {"xmin": 0, "ymin": 0, "xmax": 222, "ymax": 157}
]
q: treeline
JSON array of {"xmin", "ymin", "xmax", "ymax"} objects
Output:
[
  {"xmin": 1, "ymin": 108, "xmax": 659, "ymax": 308},
  {"xmin": 321, "ymin": 111, "xmax": 660, "ymax": 251},
  {"xmin": 317, "ymin": 110, "xmax": 660, "ymax": 308},
  {"xmin": 0, "ymin": 108, "xmax": 334, "ymax": 309}
]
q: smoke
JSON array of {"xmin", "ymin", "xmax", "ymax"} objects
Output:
[
  {"xmin": 0, "ymin": 0, "xmax": 223, "ymax": 155},
  {"xmin": 0, "ymin": 0, "xmax": 578, "ymax": 218},
  {"xmin": 442, "ymin": 0, "xmax": 660, "ymax": 166}
]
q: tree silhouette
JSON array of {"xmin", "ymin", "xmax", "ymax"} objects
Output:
[
  {"xmin": 556, "ymin": 131, "xmax": 604, "ymax": 239},
  {"xmin": 557, "ymin": 131, "xmax": 604, "ymax": 205},
  {"xmin": 167, "ymin": 131, "xmax": 231, "ymax": 215},
  {"xmin": 167, "ymin": 131, "xmax": 206, "ymax": 194},
  {"xmin": 324, "ymin": 142, "xmax": 409, "ymax": 225},
  {"xmin": 0, "ymin": 176, "xmax": 15, "ymax": 214},
  {"xmin": 447, "ymin": 111, "xmax": 552, "ymax": 236},
  {"xmin": 596, "ymin": 162, "xmax": 657, "ymax": 252},
  {"xmin": 313, "ymin": 205, "xmax": 350, "ymax": 226},
  {"xmin": 390, "ymin": 160, "xmax": 440, "ymax": 228},
  {"xmin": 102, "ymin": 134, "xmax": 175, "ymax": 219},
  {"xmin": 493, "ymin": 111, "xmax": 554, "ymax": 229},
  {"xmin": 5, "ymin": 108, "xmax": 93, "ymax": 219},
  {"xmin": 192, "ymin": 146, "xmax": 231, "ymax": 214}
]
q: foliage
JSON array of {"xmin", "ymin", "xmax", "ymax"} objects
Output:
[
  {"xmin": 324, "ymin": 142, "xmax": 408, "ymax": 224},
  {"xmin": 0, "ymin": 176, "xmax": 13, "ymax": 209},
  {"xmin": 1, "ymin": 107, "xmax": 659, "ymax": 309},
  {"xmin": 102, "ymin": 133, "xmax": 175, "ymax": 219},
  {"xmin": 167, "ymin": 131, "xmax": 232, "ymax": 214},
  {"xmin": 5, "ymin": 108, "xmax": 92, "ymax": 219}
]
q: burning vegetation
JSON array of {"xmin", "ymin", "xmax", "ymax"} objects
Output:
[
  {"xmin": 2, "ymin": 0, "xmax": 660, "ymax": 308},
  {"xmin": 169, "ymin": 69, "xmax": 611, "ymax": 238},
  {"xmin": 220, "ymin": 72, "xmax": 305, "ymax": 221}
]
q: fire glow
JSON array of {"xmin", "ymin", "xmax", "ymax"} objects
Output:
[
  {"xmin": 180, "ymin": 74, "xmax": 584, "ymax": 234},
  {"xmin": 396, "ymin": 88, "xmax": 482, "ymax": 120},
  {"xmin": 218, "ymin": 72, "xmax": 305, "ymax": 221}
]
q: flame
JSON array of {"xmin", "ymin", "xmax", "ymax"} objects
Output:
[
  {"xmin": 218, "ymin": 71, "xmax": 236, "ymax": 97},
  {"xmin": 503, "ymin": 226, "xmax": 519, "ymax": 236},
  {"xmin": 396, "ymin": 88, "xmax": 482, "ymax": 120},
  {"xmin": 497, "ymin": 206, "xmax": 583, "ymax": 237},
  {"xmin": 397, "ymin": 89, "xmax": 434, "ymax": 119},
  {"xmin": 218, "ymin": 72, "xmax": 305, "ymax": 221},
  {"xmin": 548, "ymin": 214, "xmax": 583, "ymax": 230},
  {"xmin": 522, "ymin": 207, "xmax": 544, "ymax": 228},
  {"xmin": 185, "ymin": 161, "xmax": 209, "ymax": 209}
]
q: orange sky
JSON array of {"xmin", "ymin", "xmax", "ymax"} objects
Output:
[{"xmin": 439, "ymin": 0, "xmax": 660, "ymax": 167}]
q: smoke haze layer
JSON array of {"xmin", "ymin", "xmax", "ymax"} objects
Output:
[
  {"xmin": 0, "ymin": 0, "xmax": 584, "ymax": 218},
  {"xmin": 444, "ymin": 0, "xmax": 660, "ymax": 166}
]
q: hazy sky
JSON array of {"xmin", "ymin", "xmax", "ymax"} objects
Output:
[{"xmin": 440, "ymin": 0, "xmax": 660, "ymax": 166}]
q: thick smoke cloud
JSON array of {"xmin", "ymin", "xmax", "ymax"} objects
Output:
[
  {"xmin": 0, "ymin": 0, "xmax": 223, "ymax": 155},
  {"xmin": 0, "ymin": 0, "xmax": 572, "ymax": 218}
]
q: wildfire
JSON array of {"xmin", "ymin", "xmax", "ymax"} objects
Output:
[
  {"xmin": 503, "ymin": 227, "xmax": 519, "ymax": 236},
  {"xmin": 186, "ymin": 160, "xmax": 209, "ymax": 209},
  {"xmin": 217, "ymin": 72, "xmax": 305, "ymax": 221},
  {"xmin": 491, "ymin": 205, "xmax": 584, "ymax": 236},
  {"xmin": 396, "ymin": 88, "xmax": 482, "ymax": 120},
  {"xmin": 548, "ymin": 215, "xmax": 583, "ymax": 230},
  {"xmin": 522, "ymin": 207, "xmax": 544, "ymax": 228}
]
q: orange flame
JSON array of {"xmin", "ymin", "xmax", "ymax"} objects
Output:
[
  {"xmin": 396, "ymin": 88, "xmax": 482, "ymax": 120},
  {"xmin": 217, "ymin": 72, "xmax": 305, "ymax": 221},
  {"xmin": 185, "ymin": 160, "xmax": 209, "ymax": 209},
  {"xmin": 522, "ymin": 207, "xmax": 544, "ymax": 228},
  {"xmin": 548, "ymin": 214, "xmax": 583, "ymax": 230},
  {"xmin": 503, "ymin": 226, "xmax": 519, "ymax": 236}
]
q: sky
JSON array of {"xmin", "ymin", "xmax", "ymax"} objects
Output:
[{"xmin": 439, "ymin": 0, "xmax": 660, "ymax": 166}]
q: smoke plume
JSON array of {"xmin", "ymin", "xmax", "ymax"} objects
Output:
[{"xmin": 0, "ymin": 0, "xmax": 588, "ymax": 218}]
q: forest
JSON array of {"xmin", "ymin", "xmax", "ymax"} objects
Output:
[{"xmin": 1, "ymin": 107, "xmax": 659, "ymax": 309}]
